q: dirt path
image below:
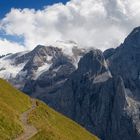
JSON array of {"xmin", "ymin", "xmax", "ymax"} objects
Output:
[{"xmin": 15, "ymin": 99, "xmax": 38, "ymax": 140}]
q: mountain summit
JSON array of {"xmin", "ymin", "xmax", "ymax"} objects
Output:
[{"xmin": 123, "ymin": 26, "xmax": 140, "ymax": 48}]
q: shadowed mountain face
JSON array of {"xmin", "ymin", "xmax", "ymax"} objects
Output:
[
  {"xmin": 1, "ymin": 27, "xmax": 140, "ymax": 140},
  {"xmin": 106, "ymin": 27, "xmax": 140, "ymax": 100},
  {"xmin": 46, "ymin": 49, "xmax": 140, "ymax": 140}
]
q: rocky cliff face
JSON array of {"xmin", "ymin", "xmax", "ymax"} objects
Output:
[
  {"xmin": 48, "ymin": 49, "xmax": 140, "ymax": 140},
  {"xmin": 106, "ymin": 27, "xmax": 140, "ymax": 100}
]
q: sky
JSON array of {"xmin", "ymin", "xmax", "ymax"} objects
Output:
[
  {"xmin": 0, "ymin": 0, "xmax": 68, "ymax": 18},
  {"xmin": 1, "ymin": 0, "xmax": 140, "ymax": 54}
]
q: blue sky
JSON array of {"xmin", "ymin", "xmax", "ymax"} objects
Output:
[
  {"xmin": 0, "ymin": 0, "xmax": 69, "ymax": 54},
  {"xmin": 0, "ymin": 0, "xmax": 68, "ymax": 18},
  {"xmin": 0, "ymin": 0, "xmax": 140, "ymax": 55}
]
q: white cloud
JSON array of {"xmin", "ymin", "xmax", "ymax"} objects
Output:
[
  {"xmin": 1, "ymin": 0, "xmax": 140, "ymax": 54},
  {"xmin": 0, "ymin": 38, "xmax": 25, "ymax": 55}
]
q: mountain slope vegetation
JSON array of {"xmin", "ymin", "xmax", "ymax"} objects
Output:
[
  {"xmin": 0, "ymin": 79, "xmax": 31, "ymax": 139},
  {"xmin": 29, "ymin": 101, "xmax": 97, "ymax": 140},
  {"xmin": 0, "ymin": 79, "xmax": 98, "ymax": 140}
]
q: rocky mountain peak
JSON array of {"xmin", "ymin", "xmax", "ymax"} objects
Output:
[
  {"xmin": 123, "ymin": 26, "xmax": 140, "ymax": 48},
  {"xmin": 31, "ymin": 45, "xmax": 62, "ymax": 56},
  {"xmin": 78, "ymin": 49, "xmax": 109, "ymax": 75},
  {"xmin": 22, "ymin": 45, "xmax": 64, "ymax": 72}
]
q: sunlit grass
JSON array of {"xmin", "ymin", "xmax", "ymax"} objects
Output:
[
  {"xmin": 0, "ymin": 79, "xmax": 31, "ymax": 139},
  {"xmin": 29, "ymin": 101, "xmax": 99, "ymax": 140}
]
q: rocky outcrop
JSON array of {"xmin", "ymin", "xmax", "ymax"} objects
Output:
[
  {"xmin": 0, "ymin": 43, "xmax": 85, "ymax": 90},
  {"xmin": 21, "ymin": 45, "xmax": 88, "ymax": 100},
  {"xmin": 107, "ymin": 26, "xmax": 140, "ymax": 100},
  {"xmin": 22, "ymin": 45, "xmax": 77, "ymax": 96},
  {"xmin": 48, "ymin": 49, "xmax": 140, "ymax": 140}
]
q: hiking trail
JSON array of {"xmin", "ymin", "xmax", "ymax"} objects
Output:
[{"xmin": 15, "ymin": 99, "xmax": 38, "ymax": 140}]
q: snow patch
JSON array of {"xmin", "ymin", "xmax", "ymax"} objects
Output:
[
  {"xmin": 53, "ymin": 66, "xmax": 61, "ymax": 72},
  {"xmin": 73, "ymin": 55, "xmax": 82, "ymax": 68},
  {"xmin": 3, "ymin": 51, "xmax": 28, "ymax": 61},
  {"xmin": 103, "ymin": 60, "xmax": 109, "ymax": 69},
  {"xmin": 47, "ymin": 55, "xmax": 53, "ymax": 61},
  {"xmin": 93, "ymin": 71, "xmax": 112, "ymax": 84},
  {"xmin": 0, "ymin": 58, "xmax": 27, "ymax": 79},
  {"xmin": 34, "ymin": 63, "xmax": 52, "ymax": 79},
  {"xmin": 53, "ymin": 40, "xmax": 78, "ymax": 56}
]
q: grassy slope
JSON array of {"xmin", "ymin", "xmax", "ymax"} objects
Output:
[
  {"xmin": 0, "ymin": 79, "xmax": 99, "ymax": 140},
  {"xmin": 0, "ymin": 79, "xmax": 31, "ymax": 139},
  {"xmin": 29, "ymin": 101, "xmax": 98, "ymax": 140}
]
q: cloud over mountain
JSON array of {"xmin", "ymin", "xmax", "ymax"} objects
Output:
[
  {"xmin": 1, "ymin": 0, "xmax": 140, "ymax": 54},
  {"xmin": 0, "ymin": 38, "xmax": 25, "ymax": 55}
]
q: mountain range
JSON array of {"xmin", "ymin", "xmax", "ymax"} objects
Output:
[{"xmin": 1, "ymin": 27, "xmax": 140, "ymax": 140}]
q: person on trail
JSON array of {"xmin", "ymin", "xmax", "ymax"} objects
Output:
[{"xmin": 36, "ymin": 101, "xmax": 39, "ymax": 106}]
